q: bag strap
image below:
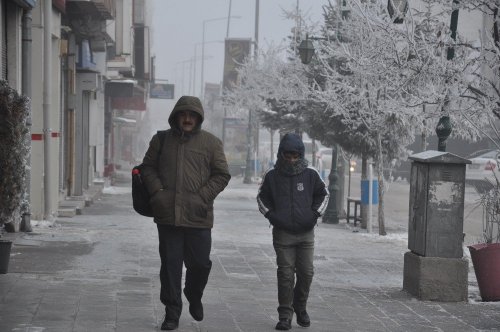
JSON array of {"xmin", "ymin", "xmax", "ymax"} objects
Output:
[{"xmin": 157, "ymin": 130, "xmax": 167, "ymax": 158}]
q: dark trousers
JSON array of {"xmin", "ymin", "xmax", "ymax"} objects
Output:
[
  {"xmin": 273, "ymin": 227, "xmax": 315, "ymax": 319},
  {"xmin": 157, "ymin": 224, "xmax": 212, "ymax": 321}
]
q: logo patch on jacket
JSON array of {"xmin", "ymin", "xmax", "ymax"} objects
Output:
[{"xmin": 297, "ymin": 183, "xmax": 304, "ymax": 191}]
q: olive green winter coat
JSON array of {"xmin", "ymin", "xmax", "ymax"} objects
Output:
[{"xmin": 141, "ymin": 96, "xmax": 231, "ymax": 228}]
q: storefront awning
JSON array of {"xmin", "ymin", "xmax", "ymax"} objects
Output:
[
  {"xmin": 113, "ymin": 117, "xmax": 136, "ymax": 124},
  {"xmin": 12, "ymin": 0, "xmax": 37, "ymax": 9}
]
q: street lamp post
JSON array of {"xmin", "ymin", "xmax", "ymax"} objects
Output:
[
  {"xmin": 201, "ymin": 16, "xmax": 241, "ymax": 100},
  {"xmin": 436, "ymin": 0, "xmax": 459, "ymax": 152},
  {"xmin": 322, "ymin": 145, "xmax": 340, "ymax": 224},
  {"xmin": 298, "ymin": 36, "xmax": 339, "ymax": 224},
  {"xmin": 243, "ymin": 0, "xmax": 260, "ymax": 184},
  {"xmin": 193, "ymin": 41, "xmax": 223, "ymax": 96},
  {"xmin": 388, "ymin": 0, "xmax": 457, "ymax": 152}
]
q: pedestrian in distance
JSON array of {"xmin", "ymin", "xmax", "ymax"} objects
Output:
[
  {"xmin": 141, "ymin": 96, "xmax": 231, "ymax": 330},
  {"xmin": 257, "ymin": 132, "xmax": 329, "ymax": 331}
]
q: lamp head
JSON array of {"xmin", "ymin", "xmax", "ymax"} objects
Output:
[{"xmin": 298, "ymin": 38, "xmax": 315, "ymax": 65}]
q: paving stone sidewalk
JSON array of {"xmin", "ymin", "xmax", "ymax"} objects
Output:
[{"xmin": 0, "ymin": 178, "xmax": 499, "ymax": 332}]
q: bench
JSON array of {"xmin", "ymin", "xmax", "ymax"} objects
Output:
[{"xmin": 346, "ymin": 197, "xmax": 362, "ymax": 226}]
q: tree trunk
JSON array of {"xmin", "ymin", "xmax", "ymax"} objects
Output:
[
  {"xmin": 420, "ymin": 106, "xmax": 427, "ymax": 152},
  {"xmin": 377, "ymin": 132, "xmax": 387, "ymax": 236},
  {"xmin": 360, "ymin": 154, "xmax": 368, "ymax": 229},
  {"xmin": 337, "ymin": 152, "xmax": 346, "ymax": 219}
]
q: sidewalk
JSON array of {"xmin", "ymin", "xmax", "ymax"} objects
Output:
[{"xmin": 0, "ymin": 176, "xmax": 499, "ymax": 331}]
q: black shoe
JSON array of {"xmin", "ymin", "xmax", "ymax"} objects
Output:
[
  {"xmin": 275, "ymin": 318, "xmax": 292, "ymax": 330},
  {"xmin": 184, "ymin": 288, "xmax": 204, "ymax": 321},
  {"xmin": 161, "ymin": 318, "xmax": 179, "ymax": 330},
  {"xmin": 295, "ymin": 310, "xmax": 311, "ymax": 327}
]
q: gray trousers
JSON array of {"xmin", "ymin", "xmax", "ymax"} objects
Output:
[{"xmin": 272, "ymin": 227, "xmax": 315, "ymax": 319}]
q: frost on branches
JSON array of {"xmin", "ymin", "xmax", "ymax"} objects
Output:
[
  {"xmin": 0, "ymin": 81, "xmax": 30, "ymax": 229},
  {"xmin": 223, "ymin": 44, "xmax": 311, "ymax": 133},
  {"xmin": 311, "ymin": 0, "xmax": 484, "ymax": 160},
  {"xmin": 461, "ymin": 0, "xmax": 500, "ymax": 147}
]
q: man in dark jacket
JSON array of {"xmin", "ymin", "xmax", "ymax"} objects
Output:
[
  {"xmin": 257, "ymin": 133, "xmax": 329, "ymax": 331},
  {"xmin": 141, "ymin": 96, "xmax": 231, "ymax": 330}
]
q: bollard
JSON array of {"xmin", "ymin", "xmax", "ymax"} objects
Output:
[{"xmin": 0, "ymin": 240, "xmax": 13, "ymax": 274}]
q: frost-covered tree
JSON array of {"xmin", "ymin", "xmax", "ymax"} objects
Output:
[
  {"xmin": 305, "ymin": 0, "xmax": 482, "ymax": 234},
  {"xmin": 460, "ymin": 1, "xmax": 500, "ymax": 147},
  {"xmin": 223, "ymin": 44, "xmax": 310, "ymax": 134},
  {"xmin": 225, "ymin": 0, "xmax": 486, "ymax": 235},
  {"xmin": 0, "ymin": 81, "xmax": 30, "ymax": 232}
]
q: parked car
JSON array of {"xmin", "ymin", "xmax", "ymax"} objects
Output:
[
  {"xmin": 303, "ymin": 140, "xmax": 322, "ymax": 164},
  {"xmin": 315, "ymin": 148, "xmax": 358, "ymax": 180},
  {"xmin": 316, "ymin": 148, "xmax": 332, "ymax": 174},
  {"xmin": 466, "ymin": 149, "xmax": 500, "ymax": 192},
  {"xmin": 383, "ymin": 158, "xmax": 412, "ymax": 182}
]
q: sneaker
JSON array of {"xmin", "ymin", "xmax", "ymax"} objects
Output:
[
  {"xmin": 161, "ymin": 317, "xmax": 179, "ymax": 330},
  {"xmin": 275, "ymin": 318, "xmax": 292, "ymax": 330},
  {"xmin": 295, "ymin": 310, "xmax": 311, "ymax": 327},
  {"xmin": 184, "ymin": 288, "xmax": 204, "ymax": 321}
]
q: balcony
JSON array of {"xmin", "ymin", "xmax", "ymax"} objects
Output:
[
  {"xmin": 66, "ymin": 0, "xmax": 115, "ymax": 40},
  {"xmin": 66, "ymin": 0, "xmax": 115, "ymax": 20}
]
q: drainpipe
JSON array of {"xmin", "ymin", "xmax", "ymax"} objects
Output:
[
  {"xmin": 43, "ymin": 0, "xmax": 53, "ymax": 221},
  {"xmin": 21, "ymin": 8, "xmax": 33, "ymax": 232}
]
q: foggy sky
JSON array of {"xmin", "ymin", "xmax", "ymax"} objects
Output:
[{"xmin": 151, "ymin": 0, "xmax": 326, "ymax": 98}]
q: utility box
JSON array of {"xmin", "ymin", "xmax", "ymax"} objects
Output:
[{"xmin": 408, "ymin": 151, "xmax": 470, "ymax": 258}]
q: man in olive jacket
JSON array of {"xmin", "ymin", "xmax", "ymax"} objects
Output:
[{"xmin": 141, "ymin": 96, "xmax": 231, "ymax": 330}]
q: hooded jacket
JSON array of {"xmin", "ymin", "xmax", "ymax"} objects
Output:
[
  {"xmin": 257, "ymin": 133, "xmax": 329, "ymax": 233},
  {"xmin": 141, "ymin": 96, "xmax": 231, "ymax": 228}
]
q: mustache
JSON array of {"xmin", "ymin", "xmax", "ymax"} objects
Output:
[{"xmin": 182, "ymin": 121, "xmax": 194, "ymax": 125}]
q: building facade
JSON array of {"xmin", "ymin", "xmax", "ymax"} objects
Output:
[{"xmin": 0, "ymin": 0, "xmax": 152, "ymax": 228}]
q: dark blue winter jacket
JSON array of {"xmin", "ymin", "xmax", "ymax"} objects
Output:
[{"xmin": 257, "ymin": 133, "xmax": 329, "ymax": 233}]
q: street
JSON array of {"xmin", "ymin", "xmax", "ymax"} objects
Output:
[
  {"xmin": 346, "ymin": 172, "xmax": 485, "ymax": 244},
  {"xmin": 0, "ymin": 174, "xmax": 499, "ymax": 331}
]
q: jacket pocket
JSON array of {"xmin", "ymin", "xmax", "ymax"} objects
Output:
[
  {"xmin": 294, "ymin": 208, "xmax": 317, "ymax": 229},
  {"xmin": 186, "ymin": 192, "xmax": 208, "ymax": 222},
  {"xmin": 269, "ymin": 210, "xmax": 289, "ymax": 229},
  {"xmin": 150, "ymin": 190, "xmax": 175, "ymax": 219}
]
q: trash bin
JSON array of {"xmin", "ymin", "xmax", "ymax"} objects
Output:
[
  {"xmin": 0, "ymin": 240, "xmax": 12, "ymax": 274},
  {"xmin": 360, "ymin": 179, "xmax": 378, "ymax": 205}
]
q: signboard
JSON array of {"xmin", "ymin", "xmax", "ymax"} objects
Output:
[
  {"xmin": 223, "ymin": 118, "xmax": 247, "ymax": 172},
  {"xmin": 106, "ymin": 81, "xmax": 134, "ymax": 97},
  {"xmin": 14, "ymin": 0, "xmax": 37, "ymax": 9},
  {"xmin": 222, "ymin": 38, "xmax": 251, "ymax": 90},
  {"xmin": 52, "ymin": 0, "xmax": 65, "ymax": 12},
  {"xmin": 204, "ymin": 83, "xmax": 221, "ymax": 112},
  {"xmin": 150, "ymin": 83, "xmax": 175, "ymax": 99},
  {"xmin": 111, "ymin": 96, "xmax": 146, "ymax": 111}
]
